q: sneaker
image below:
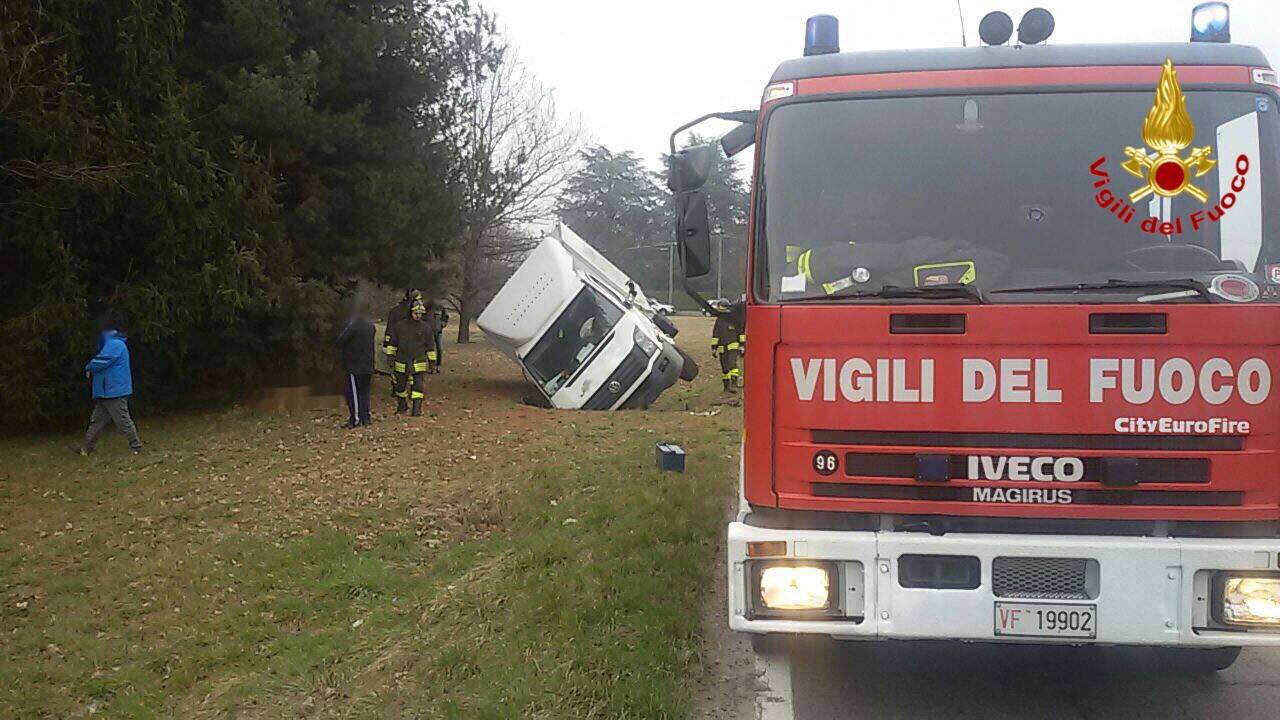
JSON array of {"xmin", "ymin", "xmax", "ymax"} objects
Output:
[
  {"xmin": 132, "ymin": 448, "xmax": 143, "ymax": 455},
  {"xmin": 74, "ymin": 447, "xmax": 91, "ymax": 456}
]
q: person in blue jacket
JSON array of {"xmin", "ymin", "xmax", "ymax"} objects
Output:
[{"xmin": 79, "ymin": 318, "xmax": 143, "ymax": 455}]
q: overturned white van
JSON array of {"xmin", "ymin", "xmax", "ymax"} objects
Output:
[{"xmin": 478, "ymin": 224, "xmax": 697, "ymax": 410}]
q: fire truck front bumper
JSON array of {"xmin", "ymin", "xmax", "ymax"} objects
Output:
[{"xmin": 728, "ymin": 521, "xmax": 1280, "ymax": 646}]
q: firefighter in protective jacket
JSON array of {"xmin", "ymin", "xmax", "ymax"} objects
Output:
[
  {"xmin": 389, "ymin": 300, "xmax": 437, "ymax": 416},
  {"xmin": 711, "ymin": 298, "xmax": 747, "ymax": 394},
  {"xmin": 384, "ymin": 288, "xmax": 421, "ymax": 395},
  {"xmin": 383, "ymin": 289, "xmax": 421, "ymax": 358}
]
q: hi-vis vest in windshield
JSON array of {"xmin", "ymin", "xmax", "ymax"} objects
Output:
[{"xmin": 791, "ymin": 236, "xmax": 1010, "ymax": 294}]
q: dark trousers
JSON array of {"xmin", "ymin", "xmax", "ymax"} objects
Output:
[
  {"xmin": 82, "ymin": 396, "xmax": 142, "ymax": 451},
  {"xmin": 344, "ymin": 373, "xmax": 372, "ymax": 426},
  {"xmin": 719, "ymin": 350, "xmax": 743, "ymax": 389},
  {"xmin": 392, "ymin": 360, "xmax": 428, "ymax": 401},
  {"xmin": 433, "ymin": 331, "xmax": 444, "ymax": 367}
]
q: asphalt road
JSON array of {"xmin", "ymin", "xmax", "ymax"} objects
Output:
[{"xmin": 757, "ymin": 639, "xmax": 1280, "ymax": 719}]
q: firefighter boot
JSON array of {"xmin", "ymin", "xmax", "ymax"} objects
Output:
[
  {"xmin": 395, "ymin": 397, "xmax": 408, "ymax": 415},
  {"xmin": 411, "ymin": 399, "xmax": 423, "ymax": 417}
]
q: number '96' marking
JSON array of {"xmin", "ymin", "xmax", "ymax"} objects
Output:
[{"xmin": 813, "ymin": 450, "xmax": 838, "ymax": 476}]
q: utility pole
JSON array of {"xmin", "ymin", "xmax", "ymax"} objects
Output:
[
  {"xmin": 613, "ymin": 242, "xmax": 677, "ymax": 305},
  {"xmin": 716, "ymin": 232, "xmax": 723, "ymax": 299}
]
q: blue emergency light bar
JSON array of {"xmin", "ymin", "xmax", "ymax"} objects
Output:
[
  {"xmin": 1191, "ymin": 2, "xmax": 1230, "ymax": 43},
  {"xmin": 805, "ymin": 15, "xmax": 839, "ymax": 56}
]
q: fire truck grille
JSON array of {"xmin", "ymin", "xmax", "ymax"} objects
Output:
[{"xmin": 992, "ymin": 557, "xmax": 1096, "ymax": 600}]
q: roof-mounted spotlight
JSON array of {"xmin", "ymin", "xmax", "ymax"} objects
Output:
[
  {"xmin": 1191, "ymin": 2, "xmax": 1230, "ymax": 43},
  {"xmin": 1017, "ymin": 8, "xmax": 1055, "ymax": 45},
  {"xmin": 804, "ymin": 15, "xmax": 839, "ymax": 56},
  {"xmin": 978, "ymin": 11, "xmax": 1013, "ymax": 46}
]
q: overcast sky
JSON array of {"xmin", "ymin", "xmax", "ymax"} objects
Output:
[{"xmin": 479, "ymin": 0, "xmax": 1280, "ymax": 166}]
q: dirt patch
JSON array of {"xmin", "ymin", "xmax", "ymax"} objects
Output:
[
  {"xmin": 205, "ymin": 342, "xmax": 575, "ymax": 545},
  {"xmin": 691, "ymin": 495, "xmax": 762, "ymax": 719}
]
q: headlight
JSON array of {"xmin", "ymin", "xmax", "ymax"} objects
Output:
[
  {"xmin": 633, "ymin": 326, "xmax": 658, "ymax": 356},
  {"xmin": 1222, "ymin": 576, "xmax": 1280, "ymax": 626},
  {"xmin": 759, "ymin": 565, "xmax": 831, "ymax": 611}
]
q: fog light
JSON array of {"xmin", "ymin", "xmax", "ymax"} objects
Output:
[
  {"xmin": 1222, "ymin": 577, "xmax": 1280, "ymax": 626},
  {"xmin": 760, "ymin": 565, "xmax": 830, "ymax": 611}
]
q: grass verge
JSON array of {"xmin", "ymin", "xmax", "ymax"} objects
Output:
[{"xmin": 0, "ymin": 316, "xmax": 740, "ymax": 718}]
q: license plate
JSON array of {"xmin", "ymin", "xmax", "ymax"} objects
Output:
[{"xmin": 994, "ymin": 602, "xmax": 1097, "ymax": 639}]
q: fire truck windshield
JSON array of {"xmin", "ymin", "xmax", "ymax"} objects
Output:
[{"xmin": 759, "ymin": 90, "xmax": 1279, "ymax": 303}]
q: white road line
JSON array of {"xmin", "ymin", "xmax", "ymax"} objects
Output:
[{"xmin": 755, "ymin": 645, "xmax": 795, "ymax": 720}]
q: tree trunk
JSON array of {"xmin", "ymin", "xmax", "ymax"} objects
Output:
[
  {"xmin": 456, "ymin": 225, "xmax": 482, "ymax": 344},
  {"xmin": 456, "ymin": 299, "xmax": 472, "ymax": 343}
]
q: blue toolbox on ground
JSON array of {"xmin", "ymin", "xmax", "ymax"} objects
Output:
[{"xmin": 656, "ymin": 443, "xmax": 686, "ymax": 472}]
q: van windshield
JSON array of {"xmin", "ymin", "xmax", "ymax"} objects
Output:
[
  {"xmin": 758, "ymin": 90, "xmax": 1279, "ymax": 303},
  {"xmin": 524, "ymin": 286, "xmax": 624, "ymax": 396}
]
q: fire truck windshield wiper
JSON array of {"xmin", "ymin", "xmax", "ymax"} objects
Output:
[
  {"xmin": 792, "ymin": 283, "xmax": 986, "ymax": 303},
  {"xmin": 989, "ymin": 278, "xmax": 1214, "ymax": 303}
]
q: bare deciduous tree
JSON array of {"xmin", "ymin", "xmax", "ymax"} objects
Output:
[{"xmin": 447, "ymin": 43, "xmax": 581, "ymax": 343}]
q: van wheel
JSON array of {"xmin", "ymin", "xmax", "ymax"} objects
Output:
[
  {"xmin": 676, "ymin": 347, "xmax": 699, "ymax": 381},
  {"xmin": 1165, "ymin": 646, "xmax": 1242, "ymax": 673}
]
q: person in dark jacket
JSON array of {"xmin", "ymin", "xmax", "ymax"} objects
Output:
[
  {"xmin": 711, "ymin": 298, "xmax": 747, "ymax": 395},
  {"xmin": 388, "ymin": 300, "xmax": 437, "ymax": 416},
  {"xmin": 427, "ymin": 299, "xmax": 449, "ymax": 371},
  {"xmin": 335, "ymin": 300, "xmax": 376, "ymax": 428},
  {"xmin": 79, "ymin": 318, "xmax": 143, "ymax": 455}
]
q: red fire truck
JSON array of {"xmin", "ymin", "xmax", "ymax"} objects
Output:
[{"xmin": 669, "ymin": 4, "xmax": 1279, "ymax": 670}]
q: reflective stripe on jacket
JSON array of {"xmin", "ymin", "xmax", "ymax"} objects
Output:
[
  {"xmin": 389, "ymin": 315, "xmax": 436, "ymax": 365},
  {"xmin": 712, "ymin": 315, "xmax": 745, "ymax": 357}
]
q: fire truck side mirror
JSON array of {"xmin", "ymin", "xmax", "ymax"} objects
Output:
[
  {"xmin": 668, "ymin": 143, "xmax": 717, "ymax": 192},
  {"xmin": 677, "ymin": 191, "xmax": 712, "ymax": 278},
  {"xmin": 720, "ymin": 116, "xmax": 757, "ymax": 158}
]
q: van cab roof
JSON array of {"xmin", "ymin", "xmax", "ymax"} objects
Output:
[{"xmin": 770, "ymin": 43, "xmax": 1270, "ymax": 83}]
